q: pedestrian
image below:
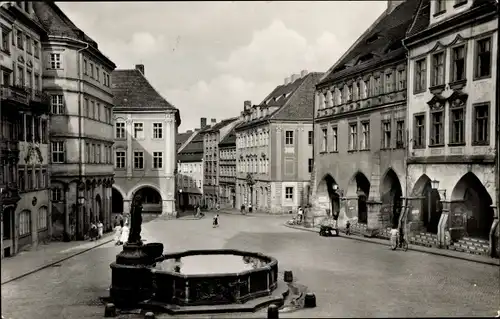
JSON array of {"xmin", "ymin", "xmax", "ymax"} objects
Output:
[
  {"xmin": 97, "ymin": 220, "xmax": 104, "ymax": 239},
  {"xmin": 89, "ymin": 222, "xmax": 97, "ymax": 241},
  {"xmin": 297, "ymin": 206, "xmax": 304, "ymax": 223},
  {"xmin": 114, "ymin": 220, "xmax": 123, "ymax": 245},
  {"xmin": 212, "ymin": 214, "xmax": 219, "ymax": 228},
  {"xmin": 120, "ymin": 221, "xmax": 130, "ymax": 244},
  {"xmin": 248, "ymin": 203, "xmax": 252, "ymax": 213},
  {"xmin": 345, "ymin": 220, "xmax": 351, "ymax": 235}
]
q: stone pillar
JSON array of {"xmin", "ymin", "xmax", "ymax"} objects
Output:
[
  {"xmin": 437, "ymin": 200, "xmax": 450, "ymax": 248},
  {"xmin": 63, "ymin": 184, "xmax": 70, "ymax": 240},
  {"xmin": 367, "ymin": 200, "xmax": 382, "ymax": 230},
  {"xmin": 405, "ymin": 196, "xmax": 425, "ymax": 233},
  {"xmin": 161, "ymin": 199, "xmax": 175, "ymax": 218},
  {"xmin": 123, "ymin": 200, "xmax": 131, "ymax": 217},
  {"xmin": 489, "ymin": 205, "xmax": 498, "ymax": 258}
]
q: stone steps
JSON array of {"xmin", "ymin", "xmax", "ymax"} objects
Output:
[
  {"xmin": 410, "ymin": 232, "xmax": 439, "ymax": 248},
  {"xmin": 450, "ymin": 237, "xmax": 489, "ymax": 256}
]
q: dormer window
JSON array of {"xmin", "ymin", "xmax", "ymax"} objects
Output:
[
  {"xmin": 366, "ymin": 34, "xmax": 379, "ymax": 44},
  {"xmin": 358, "ymin": 53, "xmax": 374, "ymax": 64}
]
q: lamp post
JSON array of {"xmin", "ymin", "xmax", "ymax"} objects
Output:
[
  {"xmin": 431, "ymin": 179, "xmax": 449, "ymax": 248},
  {"xmin": 178, "ymin": 189, "xmax": 183, "ymax": 211},
  {"xmin": 77, "ymin": 187, "xmax": 85, "ymax": 240}
]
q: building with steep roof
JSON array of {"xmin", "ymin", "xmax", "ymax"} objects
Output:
[
  {"xmin": 235, "ymin": 70, "xmax": 323, "ymax": 213},
  {"xmin": 402, "ymin": 0, "xmax": 498, "ymax": 256},
  {"xmin": 1, "ymin": 2, "xmax": 51, "ymax": 258},
  {"xmin": 31, "ymin": 1, "xmax": 116, "ymax": 242},
  {"xmin": 311, "ymin": 0, "xmax": 421, "ymax": 235},
  {"xmin": 202, "ymin": 117, "xmax": 240, "ymax": 209},
  {"xmin": 112, "ymin": 64, "xmax": 180, "ymax": 218},
  {"xmin": 218, "ymin": 127, "xmax": 237, "ymax": 209}
]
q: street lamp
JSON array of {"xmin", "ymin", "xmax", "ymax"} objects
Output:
[
  {"xmin": 431, "ymin": 179, "xmax": 446, "ymax": 199},
  {"xmin": 431, "ymin": 179, "xmax": 440, "ymax": 190}
]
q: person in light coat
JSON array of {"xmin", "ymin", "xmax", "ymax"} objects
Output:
[
  {"xmin": 114, "ymin": 220, "xmax": 123, "ymax": 245},
  {"xmin": 120, "ymin": 221, "xmax": 130, "ymax": 244}
]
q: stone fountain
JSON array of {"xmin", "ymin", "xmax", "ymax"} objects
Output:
[{"xmin": 106, "ymin": 194, "xmax": 312, "ymax": 316}]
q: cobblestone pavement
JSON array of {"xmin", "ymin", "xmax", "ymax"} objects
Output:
[{"xmin": 1, "ymin": 214, "xmax": 499, "ymax": 318}]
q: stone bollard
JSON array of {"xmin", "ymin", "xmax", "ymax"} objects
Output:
[
  {"xmin": 283, "ymin": 270, "xmax": 293, "ymax": 283},
  {"xmin": 267, "ymin": 304, "xmax": 279, "ymax": 319},
  {"xmin": 144, "ymin": 312, "xmax": 155, "ymax": 319},
  {"xmin": 304, "ymin": 292, "xmax": 316, "ymax": 308},
  {"xmin": 104, "ymin": 303, "xmax": 117, "ymax": 317}
]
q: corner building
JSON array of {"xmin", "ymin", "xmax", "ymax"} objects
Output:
[
  {"xmin": 33, "ymin": 2, "xmax": 116, "ymax": 240},
  {"xmin": 403, "ymin": 0, "xmax": 498, "ymax": 255},
  {"xmin": 235, "ymin": 71, "xmax": 322, "ymax": 213},
  {"xmin": 311, "ymin": 0, "xmax": 421, "ymax": 234}
]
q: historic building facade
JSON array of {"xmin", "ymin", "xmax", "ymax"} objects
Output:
[
  {"xmin": 112, "ymin": 64, "xmax": 180, "ymax": 218},
  {"xmin": 203, "ymin": 117, "xmax": 239, "ymax": 209},
  {"xmin": 1, "ymin": 2, "xmax": 51, "ymax": 258},
  {"xmin": 236, "ymin": 71, "xmax": 322, "ymax": 214},
  {"xmin": 219, "ymin": 128, "xmax": 237, "ymax": 209},
  {"xmin": 311, "ymin": 0, "xmax": 421, "ymax": 233},
  {"xmin": 177, "ymin": 127, "xmax": 205, "ymax": 209},
  {"xmin": 403, "ymin": 0, "xmax": 498, "ymax": 256}
]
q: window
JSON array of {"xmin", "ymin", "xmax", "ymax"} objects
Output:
[
  {"xmin": 51, "ymin": 95, "xmax": 64, "ymax": 114},
  {"xmin": 374, "ymin": 77, "xmax": 381, "ymax": 95},
  {"xmin": 27, "ymin": 169, "xmax": 32, "ymax": 190},
  {"xmin": 27, "ymin": 69, "xmax": 32, "ymax": 88},
  {"xmin": 51, "ymin": 141, "xmax": 65, "ymax": 163},
  {"xmin": 414, "ymin": 114, "xmax": 426, "ymax": 148},
  {"xmin": 41, "ymin": 119, "xmax": 47, "ymax": 143},
  {"xmin": 50, "ymin": 53, "xmax": 61, "ymax": 69},
  {"xmin": 16, "ymin": 30, "xmax": 23, "ymax": 49},
  {"xmin": 33, "ymin": 116, "xmax": 40, "ymax": 142},
  {"xmin": 396, "ymin": 120, "xmax": 405, "ymax": 148},
  {"xmin": 41, "ymin": 169, "xmax": 47, "ymax": 188},
  {"xmin": 349, "ymin": 123, "xmax": 357, "ymax": 150},
  {"xmin": 153, "ymin": 123, "xmax": 163, "ymax": 139},
  {"xmin": 475, "ymin": 37, "xmax": 491, "ymax": 78},
  {"xmin": 134, "ymin": 123, "xmax": 144, "ymax": 139},
  {"xmin": 96, "ymin": 103, "xmax": 101, "ymax": 120},
  {"xmin": 115, "ymin": 151, "xmax": 125, "ymax": 168},
  {"xmin": 134, "ymin": 151, "xmax": 144, "ymax": 169},
  {"xmin": 385, "ymin": 72, "xmax": 393, "ymax": 93},
  {"xmin": 473, "ymin": 103, "xmax": 489, "ymax": 144},
  {"xmin": 95, "ymin": 144, "xmax": 101, "ymax": 163},
  {"xmin": 451, "ymin": 45, "xmax": 466, "ymax": 82},
  {"xmin": 361, "ymin": 121, "xmax": 370, "ymax": 150},
  {"xmin": 90, "ymin": 62, "xmax": 94, "ymax": 78},
  {"xmin": 397, "ymin": 69, "xmax": 406, "ymax": 90},
  {"xmin": 11, "ymin": 29, "xmax": 15, "ymax": 46},
  {"xmin": 18, "ymin": 169, "xmax": 25, "ymax": 190},
  {"xmin": 33, "ymin": 40, "xmax": 39, "ymax": 58},
  {"xmin": 19, "ymin": 211, "xmax": 31, "ymax": 237},
  {"xmin": 285, "ymin": 130, "xmax": 294, "ymax": 145},
  {"xmin": 415, "ymin": 58, "xmax": 427, "ymax": 92},
  {"xmin": 435, "ymin": 0, "xmax": 446, "ymax": 13},
  {"xmin": 285, "ymin": 187, "xmax": 293, "ymax": 200},
  {"xmin": 308, "ymin": 131, "xmax": 313, "ymax": 145},
  {"xmin": 96, "ymin": 66, "xmax": 100, "ymax": 82},
  {"xmin": 383, "ymin": 121, "xmax": 392, "ymax": 149},
  {"xmin": 153, "ymin": 152, "xmax": 163, "ymax": 169},
  {"xmin": 106, "ymin": 74, "xmax": 110, "ymax": 87},
  {"xmin": 25, "ymin": 115, "xmax": 33, "ymax": 142},
  {"xmin": 431, "ymin": 52, "xmax": 445, "ymax": 86},
  {"xmin": 321, "ymin": 128, "xmax": 327, "ymax": 152},
  {"xmin": 115, "ymin": 122, "xmax": 125, "ymax": 139},
  {"xmin": 34, "ymin": 73, "xmax": 40, "ymax": 91},
  {"xmin": 26, "ymin": 35, "xmax": 31, "ymax": 54},
  {"xmin": 430, "ymin": 111, "xmax": 444, "ymax": 146},
  {"xmin": 1, "ymin": 28, "xmax": 9, "ymax": 53},
  {"xmin": 450, "ymin": 104, "xmax": 465, "ymax": 145},
  {"xmin": 331, "ymin": 126, "xmax": 338, "ymax": 152},
  {"xmin": 17, "ymin": 65, "xmax": 24, "ymax": 86},
  {"xmin": 308, "ymin": 158, "xmax": 313, "ymax": 173},
  {"xmin": 52, "ymin": 188, "xmax": 63, "ymax": 202},
  {"xmin": 38, "ymin": 207, "xmax": 47, "ymax": 230}
]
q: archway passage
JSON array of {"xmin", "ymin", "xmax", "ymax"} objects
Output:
[
  {"xmin": 112, "ymin": 188, "xmax": 124, "ymax": 214},
  {"xmin": 135, "ymin": 186, "xmax": 162, "ymax": 214},
  {"xmin": 380, "ymin": 169, "xmax": 403, "ymax": 227},
  {"xmin": 451, "ymin": 173, "xmax": 494, "ymax": 239},
  {"xmin": 354, "ymin": 172, "xmax": 370, "ymax": 224},
  {"xmin": 316, "ymin": 174, "xmax": 340, "ymax": 217},
  {"xmin": 412, "ymin": 175, "xmax": 442, "ymax": 234}
]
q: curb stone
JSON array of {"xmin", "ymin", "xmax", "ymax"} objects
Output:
[{"xmin": 283, "ymin": 222, "xmax": 500, "ymax": 267}]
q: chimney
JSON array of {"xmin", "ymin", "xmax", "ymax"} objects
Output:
[
  {"xmin": 244, "ymin": 100, "xmax": 251, "ymax": 110},
  {"xmin": 200, "ymin": 117, "xmax": 207, "ymax": 129},
  {"xmin": 135, "ymin": 64, "xmax": 145, "ymax": 75},
  {"xmin": 387, "ymin": 0, "xmax": 405, "ymax": 13},
  {"xmin": 291, "ymin": 74, "xmax": 300, "ymax": 82},
  {"xmin": 211, "ymin": 118, "xmax": 217, "ymax": 124},
  {"xmin": 284, "ymin": 77, "xmax": 291, "ymax": 85},
  {"xmin": 300, "ymin": 70, "xmax": 308, "ymax": 78}
]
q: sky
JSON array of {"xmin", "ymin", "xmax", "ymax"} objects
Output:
[{"xmin": 57, "ymin": 1, "xmax": 387, "ymax": 131}]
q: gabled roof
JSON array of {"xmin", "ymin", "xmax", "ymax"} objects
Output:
[
  {"xmin": 318, "ymin": 0, "xmax": 423, "ymax": 86},
  {"xmin": 235, "ymin": 72, "xmax": 323, "ymax": 130},
  {"xmin": 112, "ymin": 69, "xmax": 177, "ymax": 110},
  {"xmin": 178, "ymin": 130, "xmax": 205, "ymax": 162},
  {"xmin": 32, "ymin": 2, "xmax": 115, "ymax": 69},
  {"xmin": 406, "ymin": 0, "xmax": 430, "ymax": 37},
  {"xmin": 205, "ymin": 117, "xmax": 238, "ymax": 133},
  {"xmin": 219, "ymin": 128, "xmax": 236, "ymax": 147},
  {"xmin": 176, "ymin": 131, "xmax": 194, "ymax": 151}
]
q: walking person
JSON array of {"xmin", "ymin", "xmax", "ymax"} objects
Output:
[
  {"xmin": 89, "ymin": 221, "xmax": 97, "ymax": 241},
  {"xmin": 248, "ymin": 203, "xmax": 252, "ymax": 213},
  {"xmin": 120, "ymin": 221, "xmax": 130, "ymax": 245},
  {"xmin": 212, "ymin": 214, "xmax": 219, "ymax": 228},
  {"xmin": 114, "ymin": 220, "xmax": 123, "ymax": 245},
  {"xmin": 297, "ymin": 206, "xmax": 304, "ymax": 224},
  {"xmin": 97, "ymin": 220, "xmax": 104, "ymax": 239}
]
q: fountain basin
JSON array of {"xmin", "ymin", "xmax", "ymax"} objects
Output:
[{"xmin": 152, "ymin": 249, "xmax": 279, "ymax": 306}]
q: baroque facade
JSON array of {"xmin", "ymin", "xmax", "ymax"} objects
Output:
[
  {"xmin": 403, "ymin": 0, "xmax": 498, "ymax": 256},
  {"xmin": 219, "ymin": 128, "xmax": 237, "ymax": 209},
  {"xmin": 235, "ymin": 70, "xmax": 322, "ymax": 213},
  {"xmin": 1, "ymin": 1, "xmax": 51, "ymax": 258},
  {"xmin": 32, "ymin": 2, "xmax": 116, "ymax": 241},
  {"xmin": 311, "ymin": 0, "xmax": 420, "ymax": 234},
  {"xmin": 112, "ymin": 64, "xmax": 180, "ymax": 218}
]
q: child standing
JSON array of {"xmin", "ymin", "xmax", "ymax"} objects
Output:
[{"xmin": 212, "ymin": 214, "xmax": 219, "ymax": 228}]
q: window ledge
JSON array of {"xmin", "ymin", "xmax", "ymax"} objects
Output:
[
  {"xmin": 319, "ymin": 151, "xmax": 328, "ymax": 154},
  {"xmin": 453, "ymin": 1, "xmax": 467, "ymax": 8},
  {"xmin": 413, "ymin": 146, "xmax": 425, "ymax": 150},
  {"xmin": 360, "ymin": 148, "xmax": 371, "ymax": 152},
  {"xmin": 347, "ymin": 149, "xmax": 358, "ymax": 153},
  {"xmin": 433, "ymin": 10, "xmax": 446, "ymax": 17},
  {"xmin": 413, "ymin": 88, "xmax": 426, "ymax": 95},
  {"xmin": 473, "ymin": 74, "xmax": 492, "ymax": 81},
  {"xmin": 448, "ymin": 143, "xmax": 466, "ymax": 147},
  {"xmin": 429, "ymin": 84, "xmax": 445, "ymax": 95},
  {"xmin": 428, "ymin": 144, "xmax": 445, "ymax": 148},
  {"xmin": 329, "ymin": 151, "xmax": 338, "ymax": 154},
  {"xmin": 449, "ymin": 79, "xmax": 467, "ymax": 90},
  {"xmin": 472, "ymin": 141, "xmax": 489, "ymax": 146}
]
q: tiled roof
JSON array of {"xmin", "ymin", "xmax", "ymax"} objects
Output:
[
  {"xmin": 32, "ymin": 2, "xmax": 114, "ymax": 68},
  {"xmin": 112, "ymin": 69, "xmax": 176, "ymax": 110},
  {"xmin": 178, "ymin": 131, "xmax": 204, "ymax": 162},
  {"xmin": 205, "ymin": 117, "xmax": 238, "ymax": 133},
  {"xmin": 318, "ymin": 0, "xmax": 423, "ymax": 85},
  {"xmin": 406, "ymin": 0, "xmax": 430, "ymax": 37},
  {"xmin": 260, "ymin": 76, "xmax": 308, "ymax": 108},
  {"xmin": 176, "ymin": 131, "xmax": 194, "ymax": 151},
  {"xmin": 219, "ymin": 128, "xmax": 236, "ymax": 147},
  {"xmin": 178, "ymin": 150, "xmax": 203, "ymax": 163}
]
